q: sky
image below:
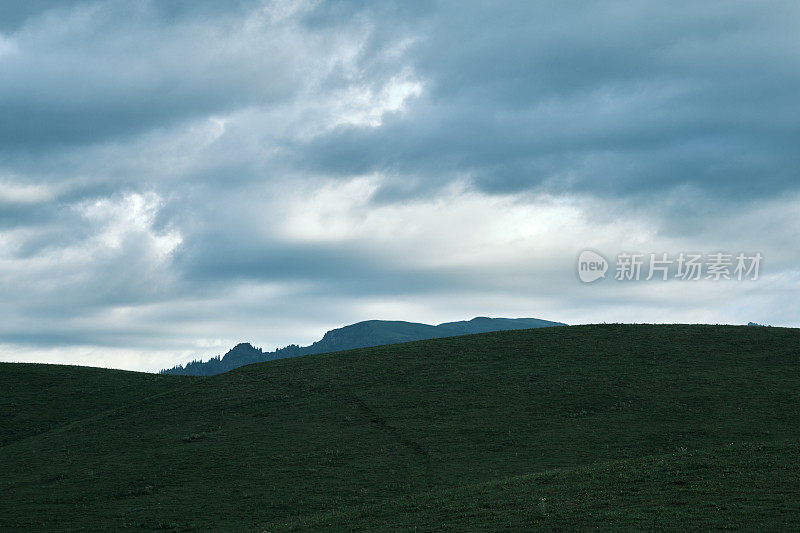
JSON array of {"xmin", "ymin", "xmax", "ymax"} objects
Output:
[{"xmin": 1, "ymin": 0, "xmax": 799, "ymax": 372}]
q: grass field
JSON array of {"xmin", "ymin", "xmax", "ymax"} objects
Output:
[
  {"xmin": 278, "ymin": 441, "xmax": 800, "ymax": 531},
  {"xmin": 1, "ymin": 324, "xmax": 799, "ymax": 530}
]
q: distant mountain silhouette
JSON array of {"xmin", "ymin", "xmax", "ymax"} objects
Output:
[
  {"xmin": 161, "ymin": 316, "xmax": 566, "ymax": 376},
  {"xmin": 438, "ymin": 316, "xmax": 563, "ymax": 334}
]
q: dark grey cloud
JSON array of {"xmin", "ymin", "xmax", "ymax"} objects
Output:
[
  {"xmin": 293, "ymin": 0, "xmax": 800, "ymax": 199},
  {"xmin": 177, "ymin": 235, "xmax": 468, "ymax": 295},
  {"xmin": 0, "ymin": 0, "xmax": 364, "ymax": 151},
  {"xmin": 0, "ymin": 1, "xmax": 78, "ymax": 32}
]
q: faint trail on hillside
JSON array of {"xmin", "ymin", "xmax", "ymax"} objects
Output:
[{"xmin": 253, "ymin": 370, "xmax": 436, "ymax": 491}]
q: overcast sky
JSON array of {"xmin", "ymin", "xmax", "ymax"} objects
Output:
[{"xmin": 1, "ymin": 0, "xmax": 799, "ymax": 371}]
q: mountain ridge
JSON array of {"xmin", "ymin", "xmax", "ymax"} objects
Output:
[{"xmin": 161, "ymin": 316, "xmax": 566, "ymax": 376}]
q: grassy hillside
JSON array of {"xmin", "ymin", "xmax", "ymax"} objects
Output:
[
  {"xmin": 0, "ymin": 363, "xmax": 190, "ymax": 447},
  {"xmin": 280, "ymin": 441, "xmax": 800, "ymax": 531},
  {"xmin": 2, "ymin": 324, "xmax": 799, "ymax": 530}
]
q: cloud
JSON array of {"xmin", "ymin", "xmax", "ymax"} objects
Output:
[
  {"xmin": 296, "ymin": 0, "xmax": 800, "ymax": 200},
  {"xmin": 0, "ymin": 177, "xmax": 56, "ymax": 204},
  {"xmin": 0, "ymin": 0, "xmax": 380, "ymax": 151},
  {"xmin": 1, "ymin": 0, "xmax": 799, "ymax": 371}
]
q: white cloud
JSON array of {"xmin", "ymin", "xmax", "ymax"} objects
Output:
[
  {"xmin": 0, "ymin": 177, "xmax": 55, "ymax": 203},
  {"xmin": 277, "ymin": 174, "xmax": 653, "ymax": 273},
  {"xmin": 78, "ymin": 192, "xmax": 182, "ymax": 257},
  {"xmin": 0, "ymin": 343, "xmax": 194, "ymax": 372},
  {"xmin": 0, "ymin": 32, "xmax": 17, "ymax": 57},
  {"xmin": 331, "ymin": 71, "xmax": 424, "ymax": 128}
]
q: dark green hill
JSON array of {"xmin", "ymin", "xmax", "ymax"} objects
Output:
[
  {"xmin": 162, "ymin": 316, "xmax": 566, "ymax": 376},
  {"xmin": 280, "ymin": 441, "xmax": 800, "ymax": 531},
  {"xmin": 2, "ymin": 324, "xmax": 800, "ymax": 530},
  {"xmin": 0, "ymin": 363, "xmax": 189, "ymax": 447}
]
